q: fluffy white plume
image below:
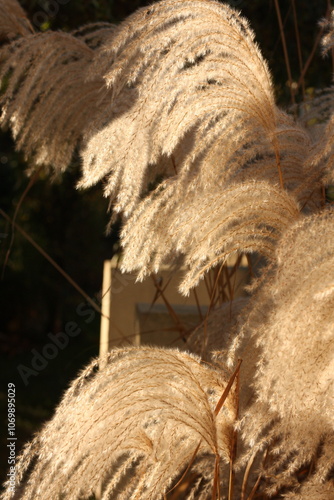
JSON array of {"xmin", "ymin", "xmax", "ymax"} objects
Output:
[
  {"xmin": 2, "ymin": 348, "xmax": 237, "ymax": 500},
  {"xmin": 240, "ymin": 210, "xmax": 334, "ymax": 494},
  {"xmin": 0, "ymin": 1, "xmax": 334, "ymax": 498}
]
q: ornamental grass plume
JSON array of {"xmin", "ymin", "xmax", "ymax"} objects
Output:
[
  {"xmin": 0, "ymin": 0, "xmax": 317, "ymax": 289},
  {"xmin": 0, "ymin": 19, "xmax": 116, "ymax": 171},
  {"xmin": 2, "ymin": 348, "xmax": 237, "ymax": 500},
  {"xmin": 238, "ymin": 211, "xmax": 334, "ymax": 496},
  {"xmin": 0, "ymin": 0, "xmax": 33, "ymax": 42},
  {"xmin": 0, "ymin": 0, "xmax": 334, "ymax": 498}
]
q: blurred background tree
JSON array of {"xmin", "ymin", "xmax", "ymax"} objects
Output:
[{"xmin": 0, "ymin": 0, "xmax": 332, "ymax": 488}]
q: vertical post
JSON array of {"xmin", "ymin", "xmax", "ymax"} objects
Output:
[
  {"xmin": 99, "ymin": 259, "xmax": 112, "ymax": 358},
  {"xmin": 96, "ymin": 260, "xmax": 112, "ymax": 500}
]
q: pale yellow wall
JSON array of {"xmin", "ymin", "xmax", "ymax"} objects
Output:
[{"xmin": 99, "ymin": 256, "xmax": 248, "ymax": 355}]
